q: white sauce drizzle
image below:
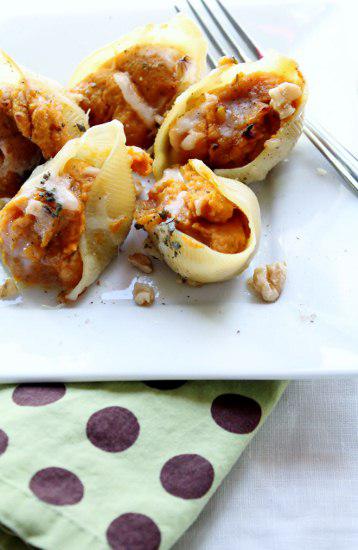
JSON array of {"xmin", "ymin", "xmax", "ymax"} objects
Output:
[
  {"xmin": 161, "ymin": 168, "xmax": 184, "ymax": 183},
  {"xmin": 83, "ymin": 166, "xmax": 100, "ymax": 177},
  {"xmin": 20, "ymin": 174, "xmax": 79, "ymax": 212},
  {"xmin": 165, "ymin": 191, "xmax": 188, "ymax": 217},
  {"xmin": 169, "ymin": 93, "xmax": 217, "ymax": 151},
  {"xmin": 43, "ymin": 176, "xmax": 79, "ymax": 211},
  {"xmin": 113, "ymin": 72, "xmax": 158, "ymax": 129},
  {"xmin": 269, "ymin": 82, "xmax": 302, "ymax": 119},
  {"xmin": 19, "ymin": 174, "xmax": 80, "ymax": 240},
  {"xmin": 25, "ymin": 198, "xmax": 55, "ymax": 240}
]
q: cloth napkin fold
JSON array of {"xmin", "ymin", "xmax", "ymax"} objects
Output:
[{"xmin": 0, "ymin": 380, "xmax": 287, "ymax": 549}]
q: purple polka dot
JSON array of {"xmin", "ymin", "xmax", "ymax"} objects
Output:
[
  {"xmin": 0, "ymin": 429, "xmax": 8, "ymax": 455},
  {"xmin": 160, "ymin": 454, "xmax": 214, "ymax": 499},
  {"xmin": 86, "ymin": 406, "xmax": 140, "ymax": 453},
  {"xmin": 211, "ymin": 393, "xmax": 262, "ymax": 434},
  {"xmin": 144, "ymin": 381, "xmax": 186, "ymax": 390},
  {"xmin": 30, "ymin": 467, "xmax": 84, "ymax": 505},
  {"xmin": 12, "ymin": 383, "xmax": 66, "ymax": 406},
  {"xmin": 107, "ymin": 513, "xmax": 161, "ymax": 550}
]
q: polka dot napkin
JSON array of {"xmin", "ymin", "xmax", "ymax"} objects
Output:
[{"xmin": 0, "ymin": 380, "xmax": 287, "ymax": 549}]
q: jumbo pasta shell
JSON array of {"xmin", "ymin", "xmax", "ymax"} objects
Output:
[
  {"xmin": 153, "ymin": 52, "xmax": 307, "ymax": 183},
  {"xmin": 66, "ymin": 121, "xmax": 135, "ymax": 301},
  {"xmin": 68, "ymin": 15, "xmax": 207, "ymax": 149},
  {"xmin": 147, "ymin": 160, "xmax": 260, "ymax": 283},
  {"xmin": 0, "ymin": 120, "xmax": 135, "ymax": 301},
  {"xmin": 69, "ymin": 14, "xmax": 207, "ymax": 91},
  {"xmin": 0, "ymin": 50, "xmax": 88, "ymax": 197}
]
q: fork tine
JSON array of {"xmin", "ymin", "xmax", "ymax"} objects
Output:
[
  {"xmin": 216, "ymin": 0, "xmax": 262, "ymax": 59},
  {"xmin": 200, "ymin": 0, "xmax": 247, "ymax": 62},
  {"xmin": 185, "ymin": 0, "xmax": 228, "ymax": 58},
  {"xmin": 174, "ymin": 4, "xmax": 216, "ymax": 68}
]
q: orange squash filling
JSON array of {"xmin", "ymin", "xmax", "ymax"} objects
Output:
[
  {"xmin": 127, "ymin": 146, "xmax": 153, "ymax": 176},
  {"xmin": 0, "ymin": 159, "xmax": 96, "ymax": 290},
  {"xmin": 72, "ymin": 45, "xmax": 191, "ymax": 149},
  {"xmin": 168, "ymin": 71, "xmax": 302, "ymax": 169},
  {"xmin": 0, "ymin": 84, "xmax": 84, "ymax": 198},
  {"xmin": 135, "ymin": 164, "xmax": 250, "ymax": 254}
]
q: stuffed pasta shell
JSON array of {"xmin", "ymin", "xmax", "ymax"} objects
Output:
[
  {"xmin": 0, "ymin": 50, "xmax": 88, "ymax": 198},
  {"xmin": 0, "ymin": 120, "xmax": 151, "ymax": 301},
  {"xmin": 69, "ymin": 14, "xmax": 207, "ymax": 149},
  {"xmin": 135, "ymin": 159, "xmax": 260, "ymax": 283},
  {"xmin": 154, "ymin": 53, "xmax": 307, "ymax": 183}
]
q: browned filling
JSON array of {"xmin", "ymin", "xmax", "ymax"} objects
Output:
[
  {"xmin": 135, "ymin": 164, "xmax": 250, "ymax": 254},
  {"xmin": 168, "ymin": 72, "xmax": 300, "ymax": 169},
  {"xmin": 126, "ymin": 146, "xmax": 153, "ymax": 176},
  {"xmin": 0, "ymin": 85, "xmax": 83, "ymax": 198},
  {"xmin": 0, "ymin": 159, "xmax": 96, "ymax": 291},
  {"xmin": 0, "ymin": 109, "xmax": 43, "ymax": 197},
  {"xmin": 72, "ymin": 45, "xmax": 190, "ymax": 148}
]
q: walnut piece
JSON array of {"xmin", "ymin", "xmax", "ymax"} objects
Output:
[
  {"xmin": 133, "ymin": 282, "xmax": 155, "ymax": 306},
  {"xmin": 128, "ymin": 253, "xmax": 153, "ymax": 274},
  {"xmin": 0, "ymin": 278, "xmax": 19, "ymax": 299},
  {"xmin": 247, "ymin": 262, "xmax": 287, "ymax": 303}
]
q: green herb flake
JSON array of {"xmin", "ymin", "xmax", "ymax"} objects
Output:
[
  {"xmin": 76, "ymin": 123, "xmax": 86, "ymax": 132},
  {"xmin": 159, "ymin": 209, "xmax": 169, "ymax": 220},
  {"xmin": 242, "ymin": 124, "xmax": 254, "ymax": 138}
]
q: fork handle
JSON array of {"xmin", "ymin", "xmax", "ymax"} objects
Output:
[{"xmin": 303, "ymin": 120, "xmax": 358, "ymax": 195}]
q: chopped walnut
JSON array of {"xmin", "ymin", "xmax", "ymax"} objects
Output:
[
  {"xmin": 247, "ymin": 262, "xmax": 287, "ymax": 302},
  {"xmin": 133, "ymin": 282, "xmax": 155, "ymax": 306},
  {"xmin": 134, "ymin": 178, "xmax": 144, "ymax": 198},
  {"xmin": 0, "ymin": 278, "xmax": 19, "ymax": 299},
  {"xmin": 128, "ymin": 253, "xmax": 153, "ymax": 274}
]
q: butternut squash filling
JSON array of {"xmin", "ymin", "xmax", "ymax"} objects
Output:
[
  {"xmin": 0, "ymin": 84, "xmax": 84, "ymax": 198},
  {"xmin": 0, "ymin": 158, "xmax": 96, "ymax": 291},
  {"xmin": 168, "ymin": 72, "xmax": 302, "ymax": 168},
  {"xmin": 72, "ymin": 45, "xmax": 191, "ymax": 149},
  {"xmin": 135, "ymin": 165, "xmax": 250, "ymax": 254},
  {"xmin": 0, "ymin": 109, "xmax": 43, "ymax": 198}
]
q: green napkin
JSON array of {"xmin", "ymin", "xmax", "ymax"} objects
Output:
[{"xmin": 0, "ymin": 380, "xmax": 287, "ymax": 549}]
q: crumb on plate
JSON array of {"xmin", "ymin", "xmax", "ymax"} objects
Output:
[{"xmin": 316, "ymin": 167, "xmax": 328, "ymax": 176}]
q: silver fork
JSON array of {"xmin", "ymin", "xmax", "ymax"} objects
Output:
[{"xmin": 174, "ymin": 0, "xmax": 358, "ymax": 195}]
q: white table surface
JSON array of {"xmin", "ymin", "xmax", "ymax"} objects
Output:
[{"xmin": 175, "ymin": 379, "xmax": 358, "ymax": 549}]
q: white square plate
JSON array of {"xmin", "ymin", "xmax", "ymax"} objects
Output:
[{"xmin": 0, "ymin": 0, "xmax": 357, "ymax": 381}]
